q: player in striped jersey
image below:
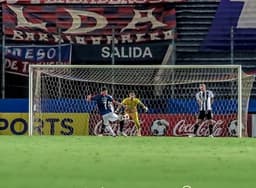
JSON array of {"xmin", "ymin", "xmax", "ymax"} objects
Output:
[{"xmin": 193, "ymin": 84, "xmax": 214, "ymax": 137}]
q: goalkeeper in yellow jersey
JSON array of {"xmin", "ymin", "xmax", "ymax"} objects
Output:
[{"xmin": 117, "ymin": 91, "xmax": 148, "ymax": 136}]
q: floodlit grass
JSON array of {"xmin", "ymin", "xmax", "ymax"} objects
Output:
[{"xmin": 0, "ymin": 136, "xmax": 255, "ymax": 188}]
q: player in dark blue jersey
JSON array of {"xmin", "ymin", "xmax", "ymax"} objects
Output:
[{"xmin": 86, "ymin": 87, "xmax": 124, "ymax": 137}]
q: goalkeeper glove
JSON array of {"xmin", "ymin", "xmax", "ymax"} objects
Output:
[{"xmin": 144, "ymin": 106, "xmax": 148, "ymax": 112}]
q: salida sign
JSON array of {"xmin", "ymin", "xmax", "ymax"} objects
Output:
[
  {"xmin": 74, "ymin": 42, "xmax": 170, "ymax": 62},
  {"xmin": 3, "ymin": 4, "xmax": 176, "ymax": 44}
]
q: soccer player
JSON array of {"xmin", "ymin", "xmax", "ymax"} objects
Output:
[
  {"xmin": 192, "ymin": 83, "xmax": 214, "ymax": 137},
  {"xmin": 117, "ymin": 91, "xmax": 148, "ymax": 136},
  {"xmin": 86, "ymin": 87, "xmax": 123, "ymax": 137}
]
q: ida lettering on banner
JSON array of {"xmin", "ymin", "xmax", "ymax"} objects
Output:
[
  {"xmin": 3, "ymin": 4, "xmax": 176, "ymax": 44},
  {"xmin": 4, "ymin": 0, "xmax": 185, "ymax": 5}
]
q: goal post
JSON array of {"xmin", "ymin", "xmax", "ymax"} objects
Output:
[{"xmin": 28, "ymin": 64, "xmax": 254, "ymax": 137}]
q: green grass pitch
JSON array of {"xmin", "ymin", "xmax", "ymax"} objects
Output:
[{"xmin": 0, "ymin": 136, "xmax": 256, "ymax": 188}]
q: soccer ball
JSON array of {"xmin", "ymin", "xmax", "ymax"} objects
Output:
[
  {"xmin": 119, "ymin": 113, "xmax": 130, "ymax": 122},
  {"xmin": 151, "ymin": 119, "xmax": 169, "ymax": 136},
  {"xmin": 228, "ymin": 120, "xmax": 238, "ymax": 136}
]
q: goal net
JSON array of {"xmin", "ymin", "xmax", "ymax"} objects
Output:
[{"xmin": 29, "ymin": 65, "xmax": 254, "ymax": 137}]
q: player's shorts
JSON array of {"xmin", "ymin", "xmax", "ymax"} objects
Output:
[
  {"xmin": 102, "ymin": 112, "xmax": 119, "ymax": 126},
  {"xmin": 198, "ymin": 110, "xmax": 212, "ymax": 120}
]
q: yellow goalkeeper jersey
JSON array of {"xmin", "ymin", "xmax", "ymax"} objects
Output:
[{"xmin": 122, "ymin": 98, "xmax": 144, "ymax": 113}]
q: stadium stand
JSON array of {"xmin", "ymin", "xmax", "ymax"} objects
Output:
[{"xmin": 1, "ymin": 0, "xmax": 256, "ymax": 99}]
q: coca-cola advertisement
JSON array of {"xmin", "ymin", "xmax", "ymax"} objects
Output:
[
  {"xmin": 92, "ymin": 119, "xmax": 138, "ymax": 136},
  {"xmin": 89, "ymin": 113, "xmax": 251, "ymax": 137},
  {"xmin": 143, "ymin": 114, "xmax": 237, "ymax": 137},
  {"xmin": 89, "ymin": 114, "xmax": 138, "ymax": 136}
]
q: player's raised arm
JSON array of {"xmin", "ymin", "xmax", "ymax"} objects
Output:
[
  {"xmin": 113, "ymin": 99, "xmax": 125, "ymax": 109},
  {"xmin": 210, "ymin": 91, "xmax": 214, "ymax": 104},
  {"xmin": 138, "ymin": 99, "xmax": 148, "ymax": 112},
  {"xmin": 195, "ymin": 92, "xmax": 202, "ymax": 106},
  {"xmin": 115, "ymin": 100, "xmax": 124, "ymax": 113}
]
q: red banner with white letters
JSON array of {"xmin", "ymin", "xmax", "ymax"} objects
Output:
[
  {"xmin": 3, "ymin": 3, "xmax": 176, "ymax": 44},
  {"xmin": 2, "ymin": 0, "xmax": 185, "ymax": 5}
]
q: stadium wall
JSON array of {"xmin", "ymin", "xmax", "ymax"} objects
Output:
[{"xmin": 0, "ymin": 99, "xmax": 254, "ymax": 136}]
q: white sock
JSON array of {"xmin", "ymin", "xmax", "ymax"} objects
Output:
[{"xmin": 106, "ymin": 126, "xmax": 115, "ymax": 136}]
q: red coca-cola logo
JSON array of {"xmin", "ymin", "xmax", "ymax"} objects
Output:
[
  {"xmin": 94, "ymin": 120, "xmax": 137, "ymax": 136},
  {"xmin": 173, "ymin": 119, "xmax": 227, "ymax": 136}
]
